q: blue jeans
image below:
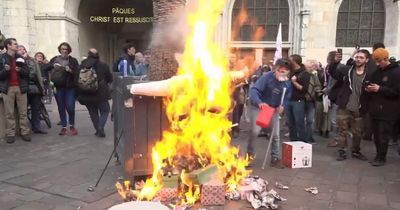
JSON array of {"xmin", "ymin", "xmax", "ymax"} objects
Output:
[
  {"xmin": 247, "ymin": 106, "xmax": 281, "ymax": 159},
  {"xmin": 86, "ymin": 101, "xmax": 110, "ymax": 132},
  {"xmin": 305, "ymin": 101, "xmax": 315, "ymax": 142},
  {"xmin": 286, "ymin": 100, "xmax": 306, "ymax": 142},
  {"xmin": 55, "ymin": 88, "xmax": 76, "ymax": 127}
]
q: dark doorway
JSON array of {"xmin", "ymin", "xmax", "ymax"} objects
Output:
[{"xmin": 78, "ymin": 0, "xmax": 153, "ymax": 65}]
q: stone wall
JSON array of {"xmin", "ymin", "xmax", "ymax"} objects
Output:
[{"xmin": 2, "ymin": 0, "xmax": 36, "ymax": 52}]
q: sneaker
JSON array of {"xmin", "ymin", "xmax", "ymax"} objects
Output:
[
  {"xmin": 336, "ymin": 149, "xmax": 347, "ymax": 161},
  {"xmin": 96, "ymin": 129, "xmax": 106, "ymax": 138},
  {"xmin": 21, "ymin": 135, "xmax": 31, "ymax": 142},
  {"xmin": 59, "ymin": 127, "xmax": 67, "ymax": 136},
  {"xmin": 70, "ymin": 126, "xmax": 78, "ymax": 136},
  {"xmin": 33, "ymin": 130, "xmax": 47, "ymax": 134},
  {"xmin": 351, "ymin": 151, "xmax": 367, "ymax": 161},
  {"xmin": 257, "ymin": 130, "xmax": 269, "ymax": 137},
  {"xmin": 324, "ymin": 131, "xmax": 330, "ymax": 138},
  {"xmin": 270, "ymin": 158, "xmax": 285, "ymax": 169},
  {"xmin": 328, "ymin": 139, "xmax": 338, "ymax": 147},
  {"xmin": 371, "ymin": 159, "xmax": 385, "ymax": 167},
  {"xmin": 307, "ymin": 139, "xmax": 317, "ymax": 145},
  {"xmin": 5, "ymin": 136, "xmax": 15, "ymax": 144}
]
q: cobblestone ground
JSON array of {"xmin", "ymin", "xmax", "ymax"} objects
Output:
[{"xmin": 0, "ymin": 103, "xmax": 399, "ymax": 210}]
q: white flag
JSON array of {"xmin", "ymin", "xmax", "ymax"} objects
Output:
[{"xmin": 273, "ymin": 23, "xmax": 282, "ymax": 65}]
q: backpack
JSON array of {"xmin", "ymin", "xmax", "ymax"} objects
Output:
[
  {"xmin": 305, "ymin": 71, "xmax": 322, "ymax": 102},
  {"xmin": 51, "ymin": 66, "xmax": 67, "ymax": 88},
  {"xmin": 78, "ymin": 66, "xmax": 98, "ymax": 92}
]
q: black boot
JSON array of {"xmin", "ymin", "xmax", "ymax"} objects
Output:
[{"xmin": 336, "ymin": 149, "xmax": 347, "ymax": 161}]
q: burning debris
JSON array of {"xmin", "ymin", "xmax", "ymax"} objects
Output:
[
  {"xmin": 305, "ymin": 187, "xmax": 319, "ymax": 195},
  {"xmin": 226, "ymin": 176, "xmax": 286, "ymax": 209},
  {"xmin": 116, "ymin": 175, "xmax": 287, "ymax": 209},
  {"xmin": 275, "ymin": 182, "xmax": 289, "ymax": 190}
]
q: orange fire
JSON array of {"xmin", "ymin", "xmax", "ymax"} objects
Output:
[{"xmin": 119, "ymin": 0, "xmax": 252, "ymax": 204}]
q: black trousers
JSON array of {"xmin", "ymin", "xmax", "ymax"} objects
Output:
[
  {"xmin": 371, "ymin": 119, "xmax": 394, "ymax": 160},
  {"xmin": 232, "ymin": 103, "xmax": 244, "ymax": 132},
  {"xmin": 86, "ymin": 101, "xmax": 110, "ymax": 132}
]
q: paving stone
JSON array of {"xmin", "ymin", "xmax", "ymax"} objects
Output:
[
  {"xmin": 314, "ymin": 192, "xmax": 333, "ymax": 201},
  {"xmin": 11, "ymin": 201, "xmax": 54, "ymax": 210},
  {"xmin": 308, "ymin": 200, "xmax": 330, "ymax": 210},
  {"xmin": 18, "ymin": 191, "xmax": 48, "ymax": 202},
  {"xmin": 290, "ymin": 177, "xmax": 318, "ymax": 187},
  {"xmin": 360, "ymin": 175, "xmax": 385, "ymax": 185},
  {"xmin": 296, "ymin": 171, "xmax": 316, "ymax": 179},
  {"xmin": 330, "ymin": 202, "xmax": 355, "ymax": 210},
  {"xmin": 52, "ymin": 205, "xmax": 79, "ymax": 210},
  {"xmin": 391, "ymin": 202, "xmax": 400, "ymax": 210},
  {"xmin": 359, "ymin": 192, "xmax": 388, "ymax": 206},
  {"xmin": 389, "ymin": 194, "xmax": 400, "ymax": 203},
  {"xmin": 2, "ymin": 199, "xmax": 25, "ymax": 210},
  {"xmin": 339, "ymin": 174, "xmax": 360, "ymax": 184},
  {"xmin": 334, "ymin": 191, "xmax": 358, "ymax": 204},
  {"xmin": 358, "ymin": 203, "xmax": 392, "ymax": 210},
  {"xmin": 337, "ymin": 183, "xmax": 358, "ymax": 192}
]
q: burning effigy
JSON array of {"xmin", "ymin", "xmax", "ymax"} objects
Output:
[{"xmin": 113, "ymin": 0, "xmax": 285, "ymax": 209}]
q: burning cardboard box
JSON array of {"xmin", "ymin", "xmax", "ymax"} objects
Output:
[{"xmin": 200, "ymin": 179, "xmax": 225, "ymax": 206}]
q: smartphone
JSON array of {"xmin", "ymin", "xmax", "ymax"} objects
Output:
[
  {"xmin": 364, "ymin": 80, "xmax": 371, "ymax": 86},
  {"xmin": 337, "ymin": 48, "xmax": 343, "ymax": 55}
]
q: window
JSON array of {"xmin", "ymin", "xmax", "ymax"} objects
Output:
[
  {"xmin": 336, "ymin": 0, "xmax": 385, "ymax": 47},
  {"xmin": 232, "ymin": 0, "xmax": 289, "ymax": 41}
]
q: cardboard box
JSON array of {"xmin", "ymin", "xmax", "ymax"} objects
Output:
[
  {"xmin": 200, "ymin": 179, "xmax": 225, "ymax": 206},
  {"xmin": 282, "ymin": 142, "xmax": 312, "ymax": 168}
]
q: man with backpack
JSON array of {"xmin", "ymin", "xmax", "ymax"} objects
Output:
[
  {"xmin": 304, "ymin": 60, "xmax": 322, "ymax": 144},
  {"xmin": 329, "ymin": 49, "xmax": 374, "ymax": 161},
  {"xmin": 77, "ymin": 48, "xmax": 113, "ymax": 138}
]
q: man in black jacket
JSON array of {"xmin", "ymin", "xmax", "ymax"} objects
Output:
[
  {"xmin": 0, "ymin": 38, "xmax": 31, "ymax": 143},
  {"xmin": 365, "ymin": 48, "xmax": 400, "ymax": 166},
  {"xmin": 329, "ymin": 49, "xmax": 373, "ymax": 161},
  {"xmin": 77, "ymin": 48, "xmax": 113, "ymax": 137}
]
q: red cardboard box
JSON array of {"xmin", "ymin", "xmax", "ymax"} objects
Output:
[
  {"xmin": 154, "ymin": 188, "xmax": 178, "ymax": 202},
  {"xmin": 282, "ymin": 142, "xmax": 312, "ymax": 168},
  {"xmin": 200, "ymin": 179, "xmax": 225, "ymax": 206}
]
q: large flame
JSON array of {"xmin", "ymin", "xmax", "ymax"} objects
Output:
[{"xmin": 134, "ymin": 0, "xmax": 251, "ymax": 204}]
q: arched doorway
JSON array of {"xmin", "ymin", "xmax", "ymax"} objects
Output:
[{"xmin": 77, "ymin": 0, "xmax": 153, "ymax": 64}]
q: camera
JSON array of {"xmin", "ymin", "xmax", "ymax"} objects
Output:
[{"xmin": 16, "ymin": 58, "xmax": 25, "ymax": 68}]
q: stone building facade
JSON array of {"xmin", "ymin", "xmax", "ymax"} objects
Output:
[{"xmin": 1, "ymin": 0, "xmax": 399, "ymax": 64}]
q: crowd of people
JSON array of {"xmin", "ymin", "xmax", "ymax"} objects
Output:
[
  {"xmin": 232, "ymin": 43, "xmax": 400, "ymax": 168},
  {"xmin": 0, "ymin": 35, "xmax": 149, "ymax": 143},
  {"xmin": 1, "ymin": 31, "xmax": 399, "ymax": 168}
]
